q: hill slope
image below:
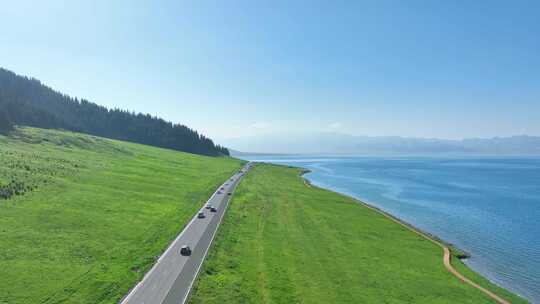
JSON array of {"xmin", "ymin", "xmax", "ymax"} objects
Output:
[
  {"xmin": 189, "ymin": 164, "xmax": 527, "ymax": 304},
  {"xmin": 0, "ymin": 127, "xmax": 242, "ymax": 303},
  {"xmin": 0, "ymin": 67, "xmax": 228, "ymax": 156}
]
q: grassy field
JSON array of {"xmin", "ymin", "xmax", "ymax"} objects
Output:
[
  {"xmin": 189, "ymin": 164, "xmax": 527, "ymax": 304},
  {"xmin": 0, "ymin": 127, "xmax": 243, "ymax": 304}
]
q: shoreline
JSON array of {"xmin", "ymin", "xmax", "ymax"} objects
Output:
[
  {"xmin": 299, "ymin": 168, "xmax": 471, "ymax": 258},
  {"xmin": 296, "ymin": 167, "xmax": 515, "ymax": 304}
]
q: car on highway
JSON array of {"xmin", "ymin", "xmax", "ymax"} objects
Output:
[
  {"xmin": 210, "ymin": 207, "xmax": 217, "ymax": 212},
  {"xmin": 180, "ymin": 245, "xmax": 191, "ymax": 256},
  {"xmin": 205, "ymin": 204, "xmax": 212, "ymax": 209},
  {"xmin": 227, "ymin": 192, "xmax": 232, "ymax": 196},
  {"xmin": 197, "ymin": 212, "xmax": 205, "ymax": 219}
]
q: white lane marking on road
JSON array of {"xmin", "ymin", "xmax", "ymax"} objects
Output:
[
  {"xmin": 179, "ymin": 167, "xmax": 248, "ymax": 304},
  {"xmin": 121, "ymin": 164, "xmax": 250, "ymax": 304},
  {"xmin": 120, "ymin": 176, "xmax": 228, "ymax": 304}
]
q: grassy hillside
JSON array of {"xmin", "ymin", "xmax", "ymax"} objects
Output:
[
  {"xmin": 0, "ymin": 127, "xmax": 243, "ymax": 304},
  {"xmin": 189, "ymin": 164, "xmax": 527, "ymax": 304}
]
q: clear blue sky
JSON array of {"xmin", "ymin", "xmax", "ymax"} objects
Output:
[{"xmin": 1, "ymin": 0, "xmax": 539, "ymax": 141}]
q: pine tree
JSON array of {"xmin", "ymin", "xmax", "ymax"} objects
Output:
[
  {"xmin": 0, "ymin": 68, "xmax": 229, "ymax": 156},
  {"xmin": 0, "ymin": 109, "xmax": 13, "ymax": 135}
]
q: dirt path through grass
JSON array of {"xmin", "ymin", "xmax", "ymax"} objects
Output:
[
  {"xmin": 302, "ymin": 175, "xmax": 512, "ymax": 304},
  {"xmin": 190, "ymin": 164, "xmax": 527, "ymax": 303}
]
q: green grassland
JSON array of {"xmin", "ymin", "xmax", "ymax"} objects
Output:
[
  {"xmin": 189, "ymin": 164, "xmax": 527, "ymax": 304},
  {"xmin": 0, "ymin": 127, "xmax": 243, "ymax": 304}
]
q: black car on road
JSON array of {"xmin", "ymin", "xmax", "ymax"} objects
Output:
[{"xmin": 180, "ymin": 245, "xmax": 191, "ymax": 256}]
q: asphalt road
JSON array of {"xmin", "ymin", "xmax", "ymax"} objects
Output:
[{"xmin": 120, "ymin": 163, "xmax": 251, "ymax": 304}]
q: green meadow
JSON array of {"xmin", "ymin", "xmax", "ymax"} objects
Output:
[
  {"xmin": 0, "ymin": 127, "xmax": 243, "ymax": 304},
  {"xmin": 189, "ymin": 164, "xmax": 526, "ymax": 304}
]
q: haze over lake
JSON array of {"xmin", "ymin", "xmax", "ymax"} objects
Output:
[{"xmin": 239, "ymin": 155, "xmax": 540, "ymax": 303}]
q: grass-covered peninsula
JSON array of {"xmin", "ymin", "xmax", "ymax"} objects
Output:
[
  {"xmin": 0, "ymin": 127, "xmax": 527, "ymax": 303},
  {"xmin": 189, "ymin": 163, "xmax": 527, "ymax": 304},
  {"xmin": 0, "ymin": 127, "xmax": 242, "ymax": 303}
]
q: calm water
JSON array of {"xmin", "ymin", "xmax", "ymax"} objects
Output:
[{"xmin": 240, "ymin": 155, "xmax": 540, "ymax": 303}]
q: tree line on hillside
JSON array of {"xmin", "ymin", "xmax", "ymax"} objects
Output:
[{"xmin": 0, "ymin": 68, "xmax": 229, "ymax": 156}]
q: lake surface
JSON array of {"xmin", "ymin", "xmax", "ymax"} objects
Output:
[{"xmin": 239, "ymin": 155, "xmax": 540, "ymax": 303}]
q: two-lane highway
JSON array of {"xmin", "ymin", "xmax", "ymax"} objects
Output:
[{"xmin": 120, "ymin": 163, "xmax": 251, "ymax": 304}]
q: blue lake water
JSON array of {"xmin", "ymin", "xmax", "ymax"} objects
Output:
[{"xmin": 239, "ymin": 155, "xmax": 540, "ymax": 303}]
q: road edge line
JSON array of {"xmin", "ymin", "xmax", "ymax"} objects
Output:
[
  {"xmin": 181, "ymin": 164, "xmax": 249, "ymax": 304},
  {"xmin": 119, "ymin": 172, "xmax": 232, "ymax": 304}
]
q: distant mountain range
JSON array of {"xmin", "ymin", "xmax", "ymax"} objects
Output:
[{"xmin": 224, "ymin": 133, "xmax": 540, "ymax": 156}]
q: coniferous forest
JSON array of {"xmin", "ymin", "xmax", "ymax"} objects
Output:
[{"xmin": 0, "ymin": 68, "xmax": 229, "ymax": 156}]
